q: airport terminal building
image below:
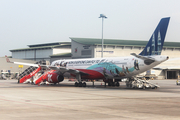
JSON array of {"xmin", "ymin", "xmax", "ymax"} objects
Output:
[
  {"xmin": 10, "ymin": 42, "xmax": 71, "ymax": 62},
  {"xmin": 9, "ymin": 37, "xmax": 180, "ymax": 79}
]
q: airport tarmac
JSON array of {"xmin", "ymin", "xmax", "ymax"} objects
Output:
[{"xmin": 0, "ymin": 79, "xmax": 180, "ymax": 120}]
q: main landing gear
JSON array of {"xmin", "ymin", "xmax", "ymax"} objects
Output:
[
  {"xmin": 75, "ymin": 82, "xmax": 86, "ymax": 87},
  {"xmin": 103, "ymin": 79, "xmax": 120, "ymax": 87},
  {"xmin": 74, "ymin": 74, "xmax": 87, "ymax": 87},
  {"xmin": 107, "ymin": 81, "xmax": 120, "ymax": 87}
]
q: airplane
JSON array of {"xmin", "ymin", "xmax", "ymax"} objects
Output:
[{"xmin": 6, "ymin": 17, "xmax": 170, "ymax": 88}]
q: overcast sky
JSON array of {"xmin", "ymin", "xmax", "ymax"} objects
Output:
[{"xmin": 0, "ymin": 0, "xmax": 180, "ymax": 56}]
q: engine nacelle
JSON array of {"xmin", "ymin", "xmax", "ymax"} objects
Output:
[{"xmin": 46, "ymin": 72, "xmax": 64, "ymax": 83}]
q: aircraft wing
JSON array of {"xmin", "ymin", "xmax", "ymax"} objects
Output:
[
  {"xmin": 11, "ymin": 62, "xmax": 89, "ymax": 76},
  {"xmin": 8, "ymin": 61, "xmax": 39, "ymax": 67},
  {"xmin": 5, "ymin": 56, "xmax": 89, "ymax": 76},
  {"xmin": 49, "ymin": 66, "xmax": 89, "ymax": 75},
  {"xmin": 5, "ymin": 55, "xmax": 39, "ymax": 67}
]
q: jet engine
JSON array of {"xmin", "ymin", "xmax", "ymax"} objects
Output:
[{"xmin": 46, "ymin": 72, "xmax": 64, "ymax": 83}]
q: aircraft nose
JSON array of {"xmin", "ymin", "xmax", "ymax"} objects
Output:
[{"xmin": 167, "ymin": 56, "xmax": 169, "ymax": 60}]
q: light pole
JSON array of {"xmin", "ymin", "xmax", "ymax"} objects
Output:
[{"xmin": 99, "ymin": 14, "xmax": 107, "ymax": 58}]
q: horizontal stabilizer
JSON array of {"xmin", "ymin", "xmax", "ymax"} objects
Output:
[
  {"xmin": 131, "ymin": 53, "xmax": 155, "ymax": 61},
  {"xmin": 131, "ymin": 53, "xmax": 155, "ymax": 65}
]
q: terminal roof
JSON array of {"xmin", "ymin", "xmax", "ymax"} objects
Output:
[
  {"xmin": 10, "ymin": 38, "xmax": 180, "ymax": 52},
  {"xmin": 70, "ymin": 37, "xmax": 180, "ymax": 48}
]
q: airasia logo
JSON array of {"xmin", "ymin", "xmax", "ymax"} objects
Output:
[{"xmin": 47, "ymin": 74, "xmax": 53, "ymax": 82}]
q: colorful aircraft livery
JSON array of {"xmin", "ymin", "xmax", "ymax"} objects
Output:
[
  {"xmin": 51, "ymin": 17, "xmax": 170, "ymax": 80},
  {"xmin": 7, "ymin": 17, "xmax": 170, "ymax": 86}
]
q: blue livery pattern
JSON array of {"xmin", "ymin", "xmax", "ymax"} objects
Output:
[{"xmin": 139, "ymin": 17, "xmax": 170, "ymax": 56}]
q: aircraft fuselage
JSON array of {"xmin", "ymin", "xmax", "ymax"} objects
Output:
[{"xmin": 51, "ymin": 55, "xmax": 168, "ymax": 80}]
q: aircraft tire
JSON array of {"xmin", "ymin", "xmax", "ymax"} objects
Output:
[
  {"xmin": 112, "ymin": 82, "xmax": 115, "ymax": 87},
  {"xmin": 108, "ymin": 82, "xmax": 111, "ymax": 86},
  {"xmin": 75, "ymin": 82, "xmax": 78, "ymax": 87},
  {"xmin": 82, "ymin": 82, "xmax": 86, "ymax": 87},
  {"xmin": 152, "ymin": 86, "xmax": 157, "ymax": 89},
  {"xmin": 78, "ymin": 82, "xmax": 82, "ymax": 87},
  {"xmin": 116, "ymin": 82, "xmax": 120, "ymax": 87}
]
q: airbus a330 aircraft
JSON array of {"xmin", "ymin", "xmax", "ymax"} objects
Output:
[{"xmin": 7, "ymin": 17, "xmax": 170, "ymax": 88}]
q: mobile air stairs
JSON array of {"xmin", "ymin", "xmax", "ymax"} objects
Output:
[{"xmin": 18, "ymin": 60, "xmax": 48, "ymax": 83}]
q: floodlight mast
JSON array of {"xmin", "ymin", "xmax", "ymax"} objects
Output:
[{"xmin": 99, "ymin": 14, "xmax": 107, "ymax": 58}]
